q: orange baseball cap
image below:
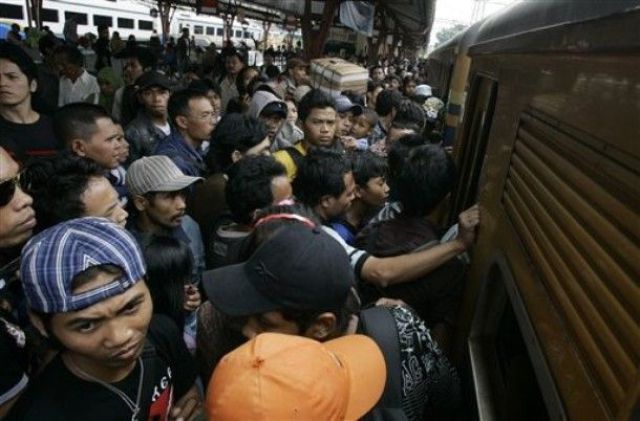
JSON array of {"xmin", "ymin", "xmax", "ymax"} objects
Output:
[{"xmin": 206, "ymin": 333, "xmax": 387, "ymax": 420}]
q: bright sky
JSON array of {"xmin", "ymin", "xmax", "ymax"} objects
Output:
[{"xmin": 429, "ymin": 0, "xmax": 518, "ymax": 46}]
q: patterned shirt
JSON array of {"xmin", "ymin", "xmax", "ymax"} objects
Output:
[{"xmin": 388, "ymin": 305, "xmax": 461, "ymax": 420}]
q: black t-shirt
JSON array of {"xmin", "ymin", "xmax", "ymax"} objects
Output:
[
  {"xmin": 6, "ymin": 314, "xmax": 196, "ymax": 421},
  {"xmin": 0, "ymin": 114, "xmax": 59, "ymax": 165}
]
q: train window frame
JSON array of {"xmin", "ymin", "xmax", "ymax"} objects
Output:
[
  {"xmin": 206, "ymin": 26, "xmax": 214, "ymax": 35},
  {"xmin": 194, "ymin": 25, "xmax": 203, "ymax": 35},
  {"xmin": 117, "ymin": 17, "xmax": 134, "ymax": 29},
  {"xmin": 93, "ymin": 15, "xmax": 113, "ymax": 27},
  {"xmin": 41, "ymin": 8, "xmax": 58, "ymax": 23},
  {"xmin": 234, "ymin": 29, "xmax": 242, "ymax": 38},
  {"xmin": 64, "ymin": 11, "xmax": 88, "ymax": 26},
  {"xmin": 0, "ymin": 3, "xmax": 23, "ymax": 19},
  {"xmin": 468, "ymin": 252, "xmax": 565, "ymax": 420},
  {"xmin": 216, "ymin": 27, "xmax": 223, "ymax": 36},
  {"xmin": 448, "ymin": 73, "xmax": 498, "ymax": 225},
  {"xmin": 138, "ymin": 20, "xmax": 153, "ymax": 31}
]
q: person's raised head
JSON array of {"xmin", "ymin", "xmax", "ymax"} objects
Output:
[
  {"xmin": 0, "ymin": 147, "xmax": 35, "ymax": 248},
  {"xmin": 53, "ymin": 103, "xmax": 122, "ymax": 169},
  {"xmin": 298, "ymin": 89, "xmax": 337, "ymax": 147},
  {"xmin": 168, "ymin": 88, "xmax": 215, "ymax": 145},
  {"xmin": 23, "ymin": 154, "xmax": 128, "ymax": 232},
  {"xmin": 292, "ymin": 149, "xmax": 355, "ymax": 220},
  {"xmin": 0, "ymin": 42, "xmax": 38, "ymax": 107},
  {"xmin": 351, "ymin": 108, "xmax": 378, "ymax": 139},
  {"xmin": 396, "ymin": 144, "xmax": 456, "ymax": 217},
  {"xmin": 207, "ymin": 333, "xmax": 386, "ymax": 421},
  {"xmin": 205, "ymin": 113, "xmax": 270, "ymax": 173},
  {"xmin": 225, "ymin": 155, "xmax": 290, "ymax": 226},
  {"xmin": 223, "ymin": 48, "xmax": 245, "ymax": 77}
]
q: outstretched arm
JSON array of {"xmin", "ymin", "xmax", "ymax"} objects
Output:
[{"xmin": 361, "ymin": 204, "xmax": 480, "ymax": 287}]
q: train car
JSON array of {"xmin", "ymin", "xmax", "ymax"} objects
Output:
[
  {"xmin": 0, "ymin": 0, "xmax": 264, "ymax": 43},
  {"xmin": 425, "ymin": 31, "xmax": 460, "ymax": 101},
  {"xmin": 444, "ymin": 1, "xmax": 640, "ymax": 419}
]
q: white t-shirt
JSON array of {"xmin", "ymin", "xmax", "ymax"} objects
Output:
[
  {"xmin": 155, "ymin": 122, "xmax": 171, "ymax": 136},
  {"xmin": 58, "ymin": 70, "xmax": 100, "ymax": 106}
]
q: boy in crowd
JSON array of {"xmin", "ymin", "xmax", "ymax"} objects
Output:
[
  {"xmin": 125, "ymin": 71, "xmax": 173, "ymax": 162},
  {"xmin": 126, "ymin": 155, "xmax": 205, "ymax": 282},
  {"xmin": 7, "ymin": 217, "xmax": 201, "ymax": 420},
  {"xmin": 0, "ymin": 43, "xmax": 58, "ymax": 164},
  {"xmin": 351, "ymin": 108, "xmax": 379, "ymax": 149},
  {"xmin": 293, "ymin": 149, "xmax": 479, "ymax": 289},
  {"xmin": 273, "ymin": 89, "xmax": 337, "ymax": 179},
  {"xmin": 53, "ymin": 44, "xmax": 100, "ymax": 106},
  {"xmin": 155, "ymin": 89, "xmax": 215, "ymax": 177},
  {"xmin": 23, "ymin": 155, "xmax": 128, "ymax": 232},
  {"xmin": 331, "ymin": 151, "xmax": 389, "ymax": 245}
]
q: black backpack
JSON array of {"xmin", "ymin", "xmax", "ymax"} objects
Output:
[{"xmin": 358, "ymin": 306, "xmax": 409, "ymax": 421}]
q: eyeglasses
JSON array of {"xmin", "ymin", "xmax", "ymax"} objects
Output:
[{"xmin": 0, "ymin": 172, "xmax": 23, "ymax": 207}]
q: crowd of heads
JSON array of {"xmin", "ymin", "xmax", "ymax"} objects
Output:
[{"xmin": 0, "ymin": 22, "xmax": 474, "ymax": 420}]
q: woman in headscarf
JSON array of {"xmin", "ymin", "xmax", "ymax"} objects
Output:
[{"xmin": 97, "ymin": 66, "xmax": 123, "ymax": 119}]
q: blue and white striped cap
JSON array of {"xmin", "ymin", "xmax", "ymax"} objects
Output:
[{"xmin": 20, "ymin": 217, "xmax": 146, "ymax": 313}]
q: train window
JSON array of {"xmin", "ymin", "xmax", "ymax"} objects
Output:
[
  {"xmin": 118, "ymin": 17, "xmax": 134, "ymax": 29},
  {"xmin": 234, "ymin": 30, "xmax": 242, "ymax": 38},
  {"xmin": 93, "ymin": 15, "xmax": 112, "ymax": 27},
  {"xmin": 206, "ymin": 26, "xmax": 214, "ymax": 35},
  {"xmin": 0, "ymin": 3, "xmax": 23, "ymax": 19},
  {"xmin": 448, "ymin": 75, "xmax": 498, "ymax": 225},
  {"xmin": 243, "ymin": 31, "xmax": 250, "ymax": 39},
  {"xmin": 216, "ymin": 28, "xmax": 223, "ymax": 36},
  {"xmin": 41, "ymin": 8, "xmax": 58, "ymax": 23},
  {"xmin": 194, "ymin": 25, "xmax": 203, "ymax": 35},
  {"xmin": 65, "ymin": 12, "xmax": 88, "ymax": 25},
  {"xmin": 468, "ymin": 258, "xmax": 560, "ymax": 420},
  {"xmin": 138, "ymin": 20, "xmax": 153, "ymax": 31}
]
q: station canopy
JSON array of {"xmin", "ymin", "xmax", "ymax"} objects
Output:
[{"xmin": 187, "ymin": 0, "xmax": 436, "ymax": 46}]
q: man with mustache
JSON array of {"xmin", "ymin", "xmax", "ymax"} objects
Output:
[{"xmin": 125, "ymin": 155, "xmax": 205, "ymax": 282}]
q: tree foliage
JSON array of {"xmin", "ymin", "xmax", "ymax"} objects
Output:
[{"xmin": 434, "ymin": 23, "xmax": 467, "ymax": 46}]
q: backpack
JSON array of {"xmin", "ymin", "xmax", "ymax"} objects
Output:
[{"xmin": 358, "ymin": 306, "xmax": 409, "ymax": 421}]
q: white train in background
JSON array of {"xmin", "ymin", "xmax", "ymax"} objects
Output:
[{"xmin": 0, "ymin": 0, "xmax": 273, "ymax": 46}]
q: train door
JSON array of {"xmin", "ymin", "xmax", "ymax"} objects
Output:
[{"xmin": 448, "ymin": 74, "xmax": 497, "ymax": 225}]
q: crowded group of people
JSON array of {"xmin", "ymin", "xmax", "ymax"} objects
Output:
[{"xmin": 0, "ymin": 21, "xmax": 479, "ymax": 420}]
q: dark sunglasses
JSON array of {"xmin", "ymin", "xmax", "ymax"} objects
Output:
[{"xmin": 0, "ymin": 172, "xmax": 23, "ymax": 207}]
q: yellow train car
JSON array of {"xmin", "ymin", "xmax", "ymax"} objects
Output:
[{"xmin": 441, "ymin": 2, "xmax": 640, "ymax": 419}]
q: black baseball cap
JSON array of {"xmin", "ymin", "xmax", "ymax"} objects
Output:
[
  {"xmin": 202, "ymin": 224, "xmax": 353, "ymax": 317},
  {"xmin": 135, "ymin": 71, "xmax": 173, "ymax": 91}
]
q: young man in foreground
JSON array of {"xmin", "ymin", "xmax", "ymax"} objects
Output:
[{"xmin": 8, "ymin": 217, "xmax": 201, "ymax": 420}]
